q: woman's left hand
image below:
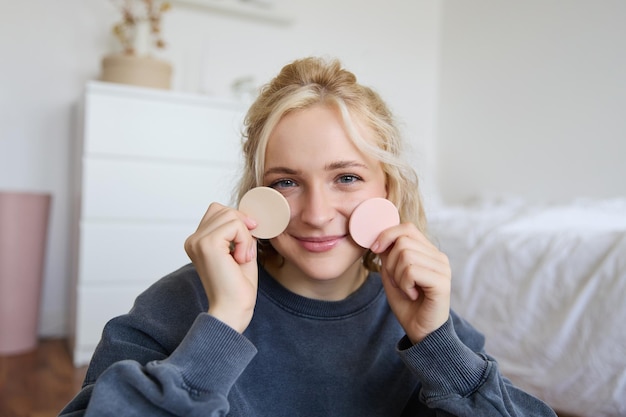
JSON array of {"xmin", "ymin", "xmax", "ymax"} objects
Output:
[{"xmin": 371, "ymin": 223, "xmax": 451, "ymax": 344}]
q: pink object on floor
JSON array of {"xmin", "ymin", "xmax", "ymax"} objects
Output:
[{"xmin": 0, "ymin": 191, "xmax": 51, "ymax": 355}]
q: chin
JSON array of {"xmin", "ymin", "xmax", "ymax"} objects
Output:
[
  {"xmin": 302, "ymin": 263, "xmax": 354, "ymax": 281},
  {"xmin": 290, "ymin": 251, "xmax": 365, "ymax": 281}
]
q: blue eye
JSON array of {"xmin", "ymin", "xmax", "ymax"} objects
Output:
[
  {"xmin": 271, "ymin": 179, "xmax": 297, "ymax": 189},
  {"xmin": 338, "ymin": 175, "xmax": 361, "ymax": 184}
]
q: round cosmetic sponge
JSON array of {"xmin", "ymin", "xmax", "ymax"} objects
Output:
[
  {"xmin": 349, "ymin": 198, "xmax": 400, "ymax": 248},
  {"xmin": 238, "ymin": 187, "xmax": 291, "ymax": 239}
]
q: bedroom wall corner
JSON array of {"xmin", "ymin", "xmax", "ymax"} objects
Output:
[{"xmin": 435, "ymin": 0, "xmax": 626, "ymax": 205}]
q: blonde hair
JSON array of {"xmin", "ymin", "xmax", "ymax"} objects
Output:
[{"xmin": 236, "ymin": 56, "xmax": 426, "ymax": 271}]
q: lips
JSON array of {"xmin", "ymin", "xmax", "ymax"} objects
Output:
[{"xmin": 295, "ymin": 235, "xmax": 345, "ymax": 253}]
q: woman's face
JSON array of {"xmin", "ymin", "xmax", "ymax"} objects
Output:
[{"xmin": 263, "ymin": 103, "xmax": 387, "ymax": 288}]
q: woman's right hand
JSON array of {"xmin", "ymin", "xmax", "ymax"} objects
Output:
[{"xmin": 184, "ymin": 203, "xmax": 259, "ymax": 333}]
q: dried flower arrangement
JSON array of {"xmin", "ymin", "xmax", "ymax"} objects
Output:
[{"xmin": 110, "ymin": 0, "xmax": 172, "ymax": 55}]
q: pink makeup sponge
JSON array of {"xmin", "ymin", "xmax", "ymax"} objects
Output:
[
  {"xmin": 238, "ymin": 187, "xmax": 290, "ymax": 239},
  {"xmin": 349, "ymin": 198, "xmax": 400, "ymax": 248}
]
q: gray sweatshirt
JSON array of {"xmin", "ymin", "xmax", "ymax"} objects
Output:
[{"xmin": 59, "ymin": 263, "xmax": 556, "ymax": 416}]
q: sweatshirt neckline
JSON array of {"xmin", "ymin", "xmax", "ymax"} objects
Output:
[{"xmin": 257, "ymin": 265, "xmax": 384, "ymax": 320}]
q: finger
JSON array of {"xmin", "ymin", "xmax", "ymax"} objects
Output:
[
  {"xmin": 397, "ymin": 264, "xmax": 450, "ymax": 297},
  {"xmin": 196, "ymin": 202, "xmax": 258, "ymax": 235},
  {"xmin": 231, "ymin": 237, "xmax": 257, "ymax": 264},
  {"xmin": 395, "ymin": 266, "xmax": 421, "ymax": 301},
  {"xmin": 185, "ymin": 216, "xmax": 256, "ymax": 265},
  {"xmin": 381, "ymin": 247, "xmax": 451, "ymax": 301},
  {"xmin": 398, "ymin": 248, "xmax": 450, "ymax": 278},
  {"xmin": 192, "ymin": 204, "xmax": 256, "ymax": 246},
  {"xmin": 371, "ymin": 222, "xmax": 435, "ymax": 254},
  {"xmin": 209, "ymin": 219, "xmax": 257, "ymax": 262},
  {"xmin": 382, "ymin": 234, "xmax": 450, "ymax": 276}
]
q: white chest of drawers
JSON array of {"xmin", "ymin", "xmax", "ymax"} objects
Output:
[{"xmin": 69, "ymin": 82, "xmax": 245, "ymax": 366}]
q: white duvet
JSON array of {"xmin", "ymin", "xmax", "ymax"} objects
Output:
[{"xmin": 428, "ymin": 198, "xmax": 626, "ymax": 417}]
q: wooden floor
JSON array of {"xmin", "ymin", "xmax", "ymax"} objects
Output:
[{"xmin": 0, "ymin": 339, "xmax": 87, "ymax": 417}]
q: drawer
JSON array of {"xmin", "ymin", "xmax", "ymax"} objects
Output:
[
  {"xmin": 74, "ymin": 283, "xmax": 149, "ymax": 352},
  {"xmin": 84, "ymin": 85, "xmax": 244, "ymax": 163},
  {"xmin": 81, "ymin": 157, "xmax": 239, "ymax": 220},
  {"xmin": 78, "ymin": 222, "xmax": 193, "ymax": 284}
]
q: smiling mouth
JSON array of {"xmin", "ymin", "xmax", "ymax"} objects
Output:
[{"xmin": 295, "ymin": 235, "xmax": 345, "ymax": 252}]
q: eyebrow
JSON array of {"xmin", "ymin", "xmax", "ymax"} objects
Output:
[
  {"xmin": 263, "ymin": 166, "xmax": 300, "ymax": 178},
  {"xmin": 326, "ymin": 160, "xmax": 369, "ymax": 171},
  {"xmin": 263, "ymin": 160, "xmax": 369, "ymax": 178}
]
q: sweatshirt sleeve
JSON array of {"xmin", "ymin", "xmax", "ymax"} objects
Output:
[
  {"xmin": 396, "ymin": 314, "xmax": 557, "ymax": 417},
  {"xmin": 60, "ymin": 314, "xmax": 257, "ymax": 417},
  {"xmin": 58, "ymin": 265, "xmax": 257, "ymax": 417}
]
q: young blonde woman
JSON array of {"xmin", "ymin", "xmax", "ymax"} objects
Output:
[{"xmin": 61, "ymin": 57, "xmax": 556, "ymax": 416}]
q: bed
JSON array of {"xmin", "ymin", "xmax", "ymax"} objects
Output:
[{"xmin": 427, "ymin": 197, "xmax": 626, "ymax": 417}]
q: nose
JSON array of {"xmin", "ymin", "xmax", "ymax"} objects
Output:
[{"xmin": 298, "ymin": 187, "xmax": 335, "ymax": 227}]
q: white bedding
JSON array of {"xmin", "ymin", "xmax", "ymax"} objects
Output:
[{"xmin": 428, "ymin": 198, "xmax": 626, "ymax": 417}]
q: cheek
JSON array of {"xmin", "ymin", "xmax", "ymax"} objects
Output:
[
  {"xmin": 269, "ymin": 234, "xmax": 290, "ymax": 254},
  {"xmin": 343, "ymin": 200, "xmax": 361, "ymax": 219},
  {"xmin": 345, "ymin": 188, "xmax": 389, "ymax": 217}
]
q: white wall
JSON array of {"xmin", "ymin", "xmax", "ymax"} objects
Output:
[
  {"xmin": 436, "ymin": 0, "xmax": 626, "ymax": 204},
  {"xmin": 0, "ymin": 0, "xmax": 441, "ymax": 337},
  {"xmin": 6, "ymin": 0, "xmax": 626, "ymax": 339}
]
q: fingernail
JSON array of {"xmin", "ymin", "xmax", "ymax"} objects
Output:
[{"xmin": 371, "ymin": 241, "xmax": 379, "ymax": 252}]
